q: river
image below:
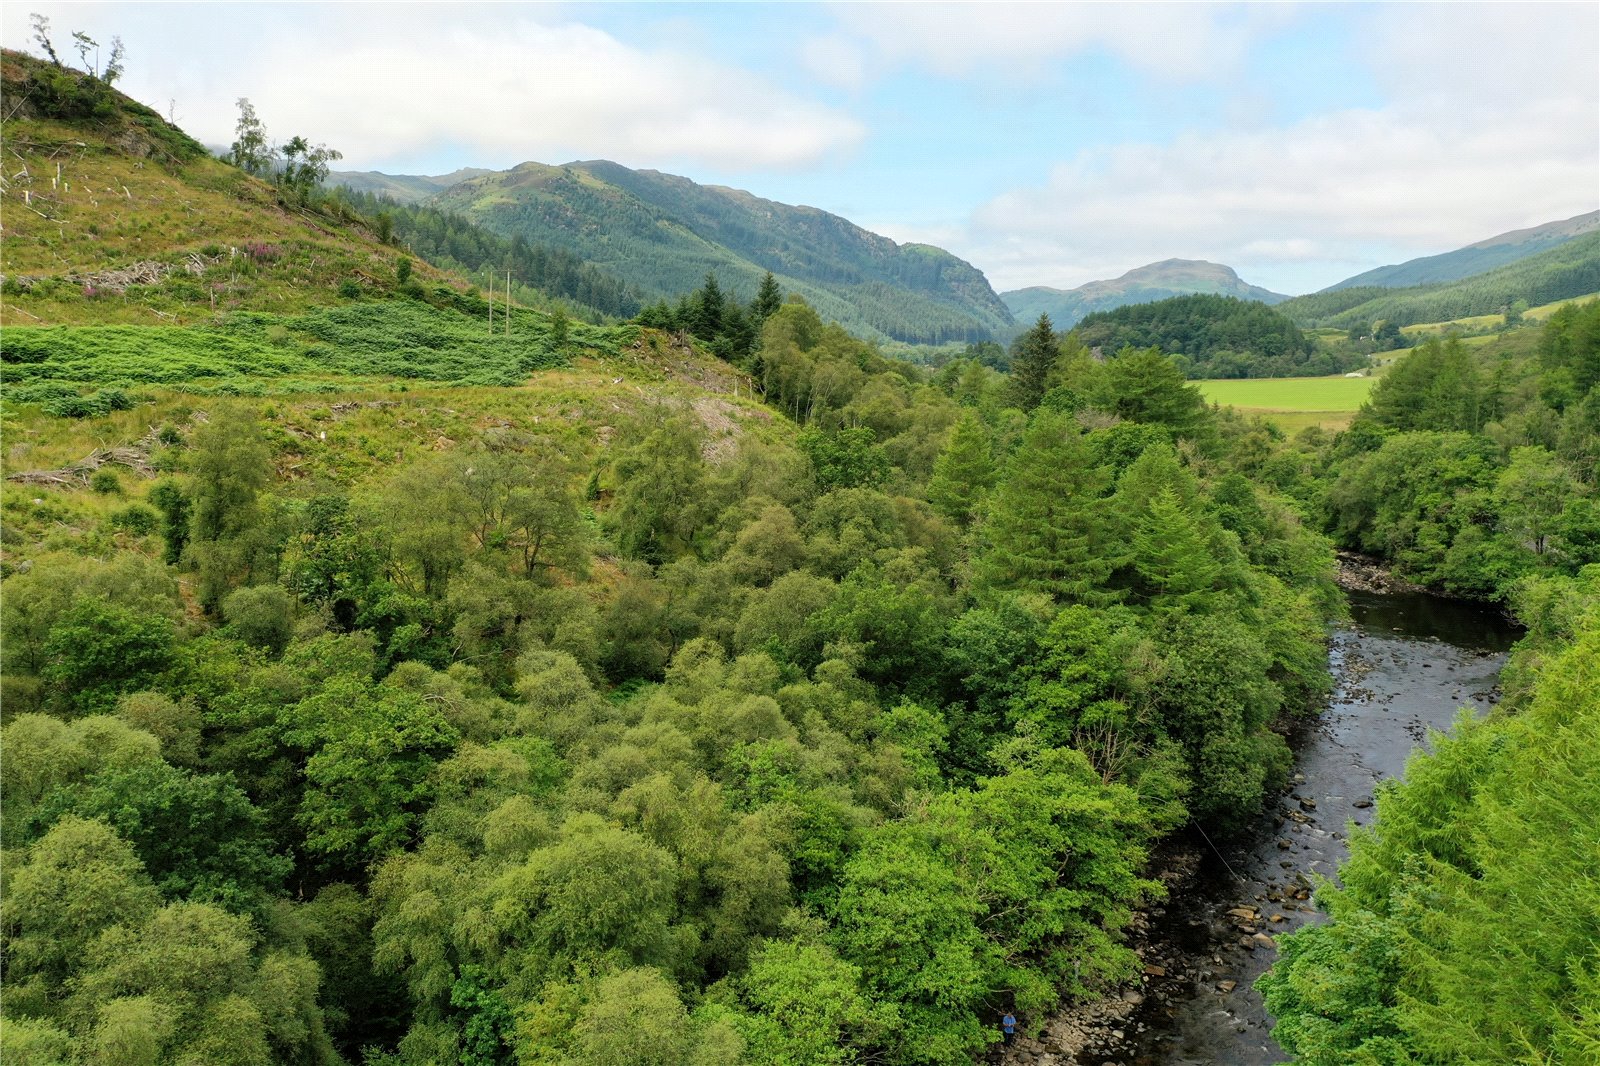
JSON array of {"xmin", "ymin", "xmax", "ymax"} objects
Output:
[{"xmin": 1006, "ymin": 589, "xmax": 1522, "ymax": 1065}]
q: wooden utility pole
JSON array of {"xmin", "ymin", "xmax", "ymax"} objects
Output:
[
  {"xmin": 506, "ymin": 270, "xmax": 512, "ymax": 335},
  {"xmin": 487, "ymin": 270, "xmax": 494, "ymax": 333}
]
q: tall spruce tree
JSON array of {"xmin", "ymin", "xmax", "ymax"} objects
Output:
[
  {"xmin": 1131, "ymin": 489, "xmax": 1222, "ymax": 609},
  {"xmin": 977, "ymin": 410, "xmax": 1113, "ymax": 601},
  {"xmin": 690, "ymin": 273, "xmax": 726, "ymax": 341},
  {"xmin": 1087, "ymin": 346, "xmax": 1209, "ymax": 437},
  {"xmin": 750, "ymin": 272, "xmax": 783, "ymax": 325},
  {"xmin": 1007, "ymin": 313, "xmax": 1059, "ymax": 412},
  {"xmin": 928, "ymin": 413, "xmax": 997, "ymax": 529}
]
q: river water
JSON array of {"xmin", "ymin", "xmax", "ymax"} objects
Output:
[{"xmin": 1054, "ymin": 590, "xmax": 1521, "ymax": 1065}]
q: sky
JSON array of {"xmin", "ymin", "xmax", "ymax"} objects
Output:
[{"xmin": 4, "ymin": 2, "xmax": 1597, "ymax": 295}]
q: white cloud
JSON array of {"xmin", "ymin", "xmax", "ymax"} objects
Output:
[
  {"xmin": 801, "ymin": 34, "xmax": 868, "ymax": 91},
  {"xmin": 910, "ymin": 4, "xmax": 1599, "ymax": 293},
  {"xmin": 6, "ymin": 4, "xmax": 864, "ymax": 172},
  {"xmin": 826, "ymin": 2, "xmax": 1295, "ymax": 82},
  {"xmin": 960, "ymin": 98, "xmax": 1596, "ymax": 292}
]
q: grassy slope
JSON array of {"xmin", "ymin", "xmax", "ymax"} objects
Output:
[
  {"xmin": 1400, "ymin": 291, "xmax": 1600, "ymax": 338},
  {"xmin": 1, "ymin": 340, "xmax": 779, "ymax": 578},
  {"xmin": 0, "ymin": 50, "xmax": 783, "ymax": 577},
  {"xmin": 0, "ymin": 134, "xmax": 461, "ymax": 330},
  {"xmin": 0, "ymin": 50, "xmax": 540, "ymax": 332},
  {"xmin": 1, "ymin": 118, "xmax": 414, "ymax": 325},
  {"xmin": 0, "ymin": 52, "xmax": 645, "ymax": 388}
]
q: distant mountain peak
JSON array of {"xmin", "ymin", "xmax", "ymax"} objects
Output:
[
  {"xmin": 330, "ymin": 167, "xmax": 495, "ymax": 201},
  {"xmin": 1001, "ymin": 259, "xmax": 1285, "ymax": 331}
]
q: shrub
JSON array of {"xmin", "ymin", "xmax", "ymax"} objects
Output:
[
  {"xmin": 110, "ymin": 504, "xmax": 160, "ymax": 536},
  {"xmin": 221, "ymin": 585, "xmax": 295, "ymax": 657}
]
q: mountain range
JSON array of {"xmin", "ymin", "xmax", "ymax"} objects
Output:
[
  {"xmin": 343, "ymin": 161, "xmax": 1014, "ymax": 346},
  {"xmin": 331, "ymin": 167, "xmax": 495, "ymax": 204},
  {"xmin": 999, "ymin": 260, "xmax": 1288, "ymax": 332},
  {"xmin": 322, "ymin": 164, "xmax": 1598, "ymax": 345},
  {"xmin": 1325, "ymin": 211, "xmax": 1600, "ymax": 292}
]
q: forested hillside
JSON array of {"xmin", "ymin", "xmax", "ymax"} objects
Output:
[
  {"xmin": 2, "ymin": 280, "xmax": 1349, "ymax": 1062},
  {"xmin": 333, "ymin": 189, "xmax": 645, "ymax": 321},
  {"xmin": 424, "ymin": 160, "xmax": 1016, "ymax": 346},
  {"xmin": 1256, "ymin": 298, "xmax": 1600, "ymax": 1064},
  {"xmin": 1002, "ymin": 259, "xmax": 1287, "ymax": 332},
  {"xmin": 1278, "ymin": 232, "xmax": 1600, "ymax": 329},
  {"xmin": 1326, "ymin": 210, "xmax": 1600, "ymax": 290},
  {"xmin": 1070, "ymin": 293, "xmax": 1354, "ymax": 379},
  {"xmin": 2, "ymin": 41, "xmax": 1340, "ymax": 1065}
]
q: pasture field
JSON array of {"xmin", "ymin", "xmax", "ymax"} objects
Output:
[
  {"xmin": 1525, "ymin": 291, "xmax": 1600, "ymax": 320},
  {"xmin": 1197, "ymin": 374, "xmax": 1373, "ymax": 432},
  {"xmin": 1400, "ymin": 292, "xmax": 1599, "ymax": 338}
]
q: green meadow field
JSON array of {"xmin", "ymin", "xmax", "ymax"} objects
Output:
[
  {"xmin": 1197, "ymin": 374, "xmax": 1374, "ymax": 433},
  {"xmin": 1401, "ymin": 292, "xmax": 1600, "ymax": 339}
]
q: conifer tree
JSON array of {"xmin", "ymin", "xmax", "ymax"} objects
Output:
[
  {"xmin": 1006, "ymin": 313, "xmax": 1059, "ymax": 411},
  {"xmin": 1088, "ymin": 346, "xmax": 1209, "ymax": 437},
  {"xmin": 690, "ymin": 273, "xmax": 726, "ymax": 340},
  {"xmin": 977, "ymin": 410, "xmax": 1113, "ymax": 601},
  {"xmin": 750, "ymin": 272, "xmax": 783, "ymax": 325},
  {"xmin": 928, "ymin": 412, "xmax": 997, "ymax": 529},
  {"xmin": 1131, "ymin": 489, "xmax": 1222, "ymax": 608}
]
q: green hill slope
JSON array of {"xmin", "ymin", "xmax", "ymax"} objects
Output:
[
  {"xmin": 0, "ymin": 48, "xmax": 638, "ymax": 330},
  {"xmin": 423, "ymin": 159, "xmax": 1015, "ymax": 345},
  {"xmin": 1002, "ymin": 259, "xmax": 1287, "ymax": 332},
  {"xmin": 0, "ymin": 48, "xmax": 633, "ymax": 391},
  {"xmin": 1279, "ymin": 232, "xmax": 1600, "ymax": 328},
  {"xmin": 1325, "ymin": 210, "xmax": 1600, "ymax": 291},
  {"xmin": 331, "ymin": 166, "xmax": 494, "ymax": 202},
  {"xmin": 1070, "ymin": 293, "xmax": 1340, "ymax": 378}
]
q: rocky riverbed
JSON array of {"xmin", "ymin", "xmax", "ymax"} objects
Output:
[{"xmin": 999, "ymin": 589, "xmax": 1519, "ymax": 1066}]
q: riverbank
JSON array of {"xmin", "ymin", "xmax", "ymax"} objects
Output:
[
  {"xmin": 1332, "ymin": 551, "xmax": 1424, "ymax": 595},
  {"xmin": 999, "ymin": 589, "xmax": 1518, "ymax": 1066}
]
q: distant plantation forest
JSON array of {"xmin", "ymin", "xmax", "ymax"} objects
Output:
[
  {"xmin": 335, "ymin": 190, "xmax": 645, "ymax": 321},
  {"xmin": 1279, "ymin": 232, "xmax": 1600, "ymax": 329},
  {"xmin": 1071, "ymin": 294, "xmax": 1360, "ymax": 378}
]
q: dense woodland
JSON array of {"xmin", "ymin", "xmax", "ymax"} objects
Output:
[
  {"xmin": 3, "ymin": 289, "xmax": 1353, "ymax": 1063},
  {"xmin": 1071, "ymin": 294, "xmax": 1356, "ymax": 379},
  {"xmin": 1257, "ymin": 298, "xmax": 1600, "ymax": 1063},
  {"xmin": 6, "ymin": 290, "xmax": 1597, "ymax": 1064},
  {"xmin": 2, "ymin": 39, "xmax": 1598, "ymax": 1066}
]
